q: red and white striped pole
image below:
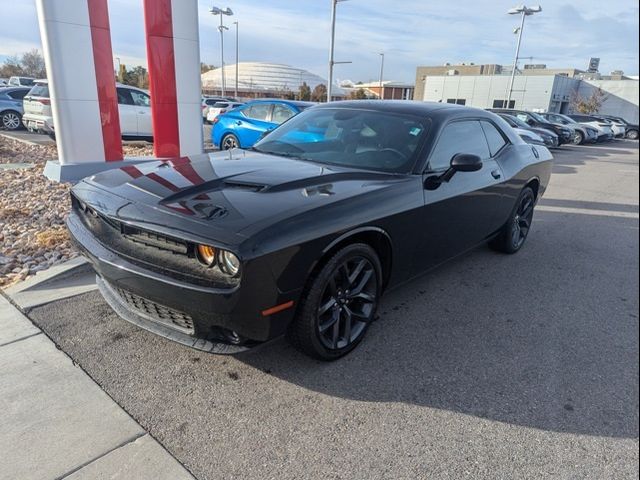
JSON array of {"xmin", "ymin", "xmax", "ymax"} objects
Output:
[
  {"xmin": 143, "ymin": 0, "xmax": 203, "ymax": 158},
  {"xmin": 36, "ymin": 0, "xmax": 203, "ymax": 182},
  {"xmin": 36, "ymin": 0, "xmax": 123, "ymax": 181}
]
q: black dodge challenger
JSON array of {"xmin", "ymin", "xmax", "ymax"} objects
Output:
[{"xmin": 68, "ymin": 101, "xmax": 553, "ymax": 360}]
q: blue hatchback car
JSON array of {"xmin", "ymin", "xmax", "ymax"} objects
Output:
[{"xmin": 211, "ymin": 99, "xmax": 314, "ymax": 149}]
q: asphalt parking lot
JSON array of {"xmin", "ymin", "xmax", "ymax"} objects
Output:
[{"xmin": 28, "ymin": 141, "xmax": 638, "ymax": 479}]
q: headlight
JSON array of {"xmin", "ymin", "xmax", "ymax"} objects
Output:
[
  {"xmin": 196, "ymin": 244, "xmax": 216, "ymax": 267},
  {"xmin": 218, "ymin": 250, "xmax": 240, "ymax": 276}
]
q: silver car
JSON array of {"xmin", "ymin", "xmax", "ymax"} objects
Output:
[{"xmin": 0, "ymin": 86, "xmax": 30, "ymax": 130}]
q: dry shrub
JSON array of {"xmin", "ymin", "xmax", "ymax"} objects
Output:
[{"xmin": 36, "ymin": 228, "xmax": 69, "ymax": 247}]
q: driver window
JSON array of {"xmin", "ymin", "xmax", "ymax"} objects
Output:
[
  {"xmin": 428, "ymin": 121, "xmax": 490, "ymax": 171},
  {"xmin": 130, "ymin": 90, "xmax": 150, "ymax": 107}
]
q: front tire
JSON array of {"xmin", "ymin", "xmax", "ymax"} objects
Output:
[
  {"xmin": 627, "ymin": 129, "xmax": 638, "ymax": 140},
  {"xmin": 1, "ymin": 110, "xmax": 22, "ymax": 131},
  {"xmin": 572, "ymin": 130, "xmax": 584, "ymax": 145},
  {"xmin": 287, "ymin": 243, "xmax": 382, "ymax": 360},
  {"xmin": 489, "ymin": 187, "xmax": 536, "ymax": 254},
  {"xmin": 221, "ymin": 133, "xmax": 239, "ymax": 150}
]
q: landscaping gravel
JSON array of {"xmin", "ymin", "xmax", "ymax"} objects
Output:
[{"xmin": 0, "ymin": 136, "xmax": 154, "ymax": 288}]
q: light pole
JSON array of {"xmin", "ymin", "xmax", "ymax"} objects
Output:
[
  {"xmin": 505, "ymin": 4, "xmax": 541, "ymax": 108},
  {"xmin": 233, "ymin": 21, "xmax": 239, "ymax": 98},
  {"xmin": 210, "ymin": 6, "xmax": 233, "ymax": 97},
  {"xmin": 378, "ymin": 53, "xmax": 385, "ymax": 99},
  {"xmin": 327, "ymin": 0, "xmax": 351, "ymax": 102}
]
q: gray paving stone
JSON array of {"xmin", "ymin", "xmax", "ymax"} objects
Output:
[
  {"xmin": 0, "ymin": 295, "xmax": 40, "ymax": 346},
  {"xmin": 0, "ymin": 334, "xmax": 145, "ymax": 480},
  {"xmin": 66, "ymin": 434, "xmax": 195, "ymax": 480}
]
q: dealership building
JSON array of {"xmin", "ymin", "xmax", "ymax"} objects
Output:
[{"xmin": 415, "ymin": 63, "xmax": 640, "ymax": 123}]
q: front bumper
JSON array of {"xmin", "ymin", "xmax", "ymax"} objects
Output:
[{"xmin": 67, "ymin": 210, "xmax": 298, "ymax": 351}]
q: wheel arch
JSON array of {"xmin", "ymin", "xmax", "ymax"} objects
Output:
[
  {"xmin": 525, "ymin": 177, "xmax": 540, "ymax": 200},
  {"xmin": 311, "ymin": 227, "xmax": 394, "ymax": 291}
]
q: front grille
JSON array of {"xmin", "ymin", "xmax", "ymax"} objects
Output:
[{"xmin": 115, "ymin": 286, "xmax": 195, "ymax": 334}]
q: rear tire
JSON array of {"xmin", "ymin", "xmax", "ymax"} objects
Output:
[
  {"xmin": 221, "ymin": 133, "xmax": 239, "ymax": 150},
  {"xmin": 287, "ymin": 243, "xmax": 382, "ymax": 361},
  {"xmin": 489, "ymin": 187, "xmax": 536, "ymax": 254},
  {"xmin": 627, "ymin": 129, "xmax": 638, "ymax": 140},
  {"xmin": 1, "ymin": 110, "xmax": 22, "ymax": 131}
]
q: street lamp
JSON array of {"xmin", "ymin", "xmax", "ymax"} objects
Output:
[
  {"xmin": 378, "ymin": 53, "xmax": 385, "ymax": 99},
  {"xmin": 327, "ymin": 0, "xmax": 352, "ymax": 102},
  {"xmin": 210, "ymin": 6, "xmax": 233, "ymax": 97},
  {"xmin": 233, "ymin": 21, "xmax": 239, "ymax": 98},
  {"xmin": 505, "ymin": 4, "xmax": 541, "ymax": 108}
]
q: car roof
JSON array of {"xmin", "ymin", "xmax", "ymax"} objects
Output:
[
  {"xmin": 315, "ymin": 100, "xmax": 494, "ymax": 118},
  {"xmin": 242, "ymin": 99, "xmax": 316, "ymax": 108}
]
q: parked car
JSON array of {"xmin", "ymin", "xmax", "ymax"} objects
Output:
[
  {"xmin": 489, "ymin": 108, "xmax": 574, "ymax": 145},
  {"xmin": 598, "ymin": 115, "xmax": 639, "ymax": 140},
  {"xmin": 206, "ymin": 101, "xmax": 244, "ymax": 123},
  {"xmin": 498, "ymin": 113, "xmax": 559, "ymax": 148},
  {"xmin": 202, "ymin": 96, "xmax": 236, "ymax": 121},
  {"xmin": 22, "ymin": 80, "xmax": 52, "ymax": 133},
  {"xmin": 565, "ymin": 114, "xmax": 615, "ymax": 142},
  {"xmin": 8, "ymin": 76, "xmax": 35, "ymax": 87},
  {"xmin": 212, "ymin": 99, "xmax": 315, "ymax": 149},
  {"xmin": 514, "ymin": 128, "xmax": 546, "ymax": 146},
  {"xmin": 68, "ymin": 101, "xmax": 553, "ymax": 359},
  {"xmin": 0, "ymin": 86, "xmax": 30, "ymax": 130},
  {"xmin": 539, "ymin": 112, "xmax": 598, "ymax": 145},
  {"xmin": 27, "ymin": 81, "xmax": 153, "ymax": 140},
  {"xmin": 591, "ymin": 115, "xmax": 626, "ymax": 138}
]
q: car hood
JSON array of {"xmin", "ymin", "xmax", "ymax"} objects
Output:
[{"xmin": 80, "ymin": 150, "xmax": 405, "ymax": 245}]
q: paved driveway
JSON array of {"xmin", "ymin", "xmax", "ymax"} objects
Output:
[{"xmin": 28, "ymin": 142, "xmax": 639, "ymax": 479}]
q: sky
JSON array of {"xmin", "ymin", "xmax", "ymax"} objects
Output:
[{"xmin": 0, "ymin": 0, "xmax": 638, "ymax": 84}]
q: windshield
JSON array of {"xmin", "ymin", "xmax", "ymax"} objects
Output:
[
  {"xmin": 28, "ymin": 83, "xmax": 49, "ymax": 98},
  {"xmin": 506, "ymin": 115, "xmax": 528, "ymax": 128},
  {"xmin": 528, "ymin": 112, "xmax": 547, "ymax": 123},
  {"xmin": 252, "ymin": 108, "xmax": 429, "ymax": 173},
  {"xmin": 555, "ymin": 114, "xmax": 577, "ymax": 124}
]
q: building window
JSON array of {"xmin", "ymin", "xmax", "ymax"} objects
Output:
[
  {"xmin": 492, "ymin": 99, "xmax": 515, "ymax": 108},
  {"xmin": 446, "ymin": 98, "xmax": 466, "ymax": 105}
]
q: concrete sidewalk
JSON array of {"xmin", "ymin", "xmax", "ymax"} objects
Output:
[{"xmin": 0, "ymin": 293, "xmax": 195, "ymax": 480}]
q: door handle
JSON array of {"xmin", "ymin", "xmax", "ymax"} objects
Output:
[
  {"xmin": 491, "ymin": 170, "xmax": 501, "ymax": 179},
  {"xmin": 236, "ymin": 121, "xmax": 242, "ymax": 125}
]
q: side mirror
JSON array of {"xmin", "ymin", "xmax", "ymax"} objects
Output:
[
  {"xmin": 450, "ymin": 153, "xmax": 483, "ymax": 172},
  {"xmin": 526, "ymin": 119, "xmax": 535, "ymax": 126},
  {"xmin": 424, "ymin": 153, "xmax": 483, "ymax": 190}
]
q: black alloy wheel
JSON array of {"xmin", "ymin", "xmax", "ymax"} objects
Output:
[
  {"xmin": 221, "ymin": 133, "xmax": 239, "ymax": 150},
  {"xmin": 489, "ymin": 186, "xmax": 536, "ymax": 254},
  {"xmin": 287, "ymin": 243, "xmax": 382, "ymax": 360}
]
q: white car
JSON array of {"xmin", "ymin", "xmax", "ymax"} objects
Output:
[
  {"xmin": 567, "ymin": 114, "xmax": 615, "ymax": 141},
  {"xmin": 206, "ymin": 101, "xmax": 244, "ymax": 123},
  {"xmin": 23, "ymin": 81, "xmax": 153, "ymax": 139},
  {"xmin": 8, "ymin": 76, "xmax": 35, "ymax": 87}
]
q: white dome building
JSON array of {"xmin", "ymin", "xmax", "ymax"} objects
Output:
[{"xmin": 201, "ymin": 62, "xmax": 345, "ymax": 99}]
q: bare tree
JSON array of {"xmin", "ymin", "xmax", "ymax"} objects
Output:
[
  {"xmin": 0, "ymin": 56, "xmax": 24, "ymax": 77},
  {"xmin": 298, "ymin": 82, "xmax": 311, "ymax": 101},
  {"xmin": 20, "ymin": 49, "xmax": 46, "ymax": 78},
  {"xmin": 311, "ymin": 83, "xmax": 327, "ymax": 102},
  {"xmin": 570, "ymin": 87, "xmax": 607, "ymax": 114},
  {"xmin": 348, "ymin": 88, "xmax": 368, "ymax": 100}
]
